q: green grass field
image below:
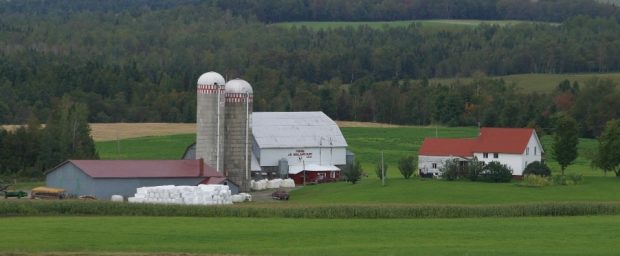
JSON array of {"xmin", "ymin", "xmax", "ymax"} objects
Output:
[
  {"xmin": 428, "ymin": 72, "xmax": 620, "ymax": 93},
  {"xmin": 1, "ymin": 216, "xmax": 619, "ymax": 255},
  {"xmin": 92, "ymin": 126, "xmax": 620, "ymax": 206},
  {"xmin": 97, "ymin": 126, "xmax": 599, "ymax": 176},
  {"xmin": 273, "ymin": 19, "xmax": 552, "ymax": 32},
  {"xmin": 290, "ymin": 176, "xmax": 619, "ymax": 205}
]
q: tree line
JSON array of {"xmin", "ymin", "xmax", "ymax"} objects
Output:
[
  {"xmin": 216, "ymin": 0, "xmax": 620, "ymax": 23},
  {"xmin": 1, "ymin": 1, "xmax": 620, "ymax": 138},
  {"xmin": 0, "ymin": 97, "xmax": 98, "ymax": 177}
]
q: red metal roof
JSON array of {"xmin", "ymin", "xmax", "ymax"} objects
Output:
[
  {"xmin": 419, "ymin": 128, "xmax": 536, "ymax": 157},
  {"xmin": 51, "ymin": 160, "xmax": 223, "ymax": 179},
  {"xmin": 474, "ymin": 128, "xmax": 534, "ymax": 154},
  {"xmin": 419, "ymin": 138, "xmax": 477, "ymax": 158}
]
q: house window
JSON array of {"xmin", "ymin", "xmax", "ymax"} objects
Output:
[
  {"xmin": 526, "ymin": 147, "xmax": 529, "ymax": 155},
  {"xmin": 493, "ymin": 153, "xmax": 499, "ymax": 159},
  {"xmin": 483, "ymin": 153, "xmax": 489, "ymax": 158},
  {"xmin": 534, "ymin": 147, "xmax": 537, "ymax": 155},
  {"xmin": 432, "ymin": 163, "xmax": 437, "ymax": 169}
]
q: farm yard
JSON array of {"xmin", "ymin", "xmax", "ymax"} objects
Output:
[{"xmin": 2, "ymin": 125, "xmax": 620, "ymax": 255}]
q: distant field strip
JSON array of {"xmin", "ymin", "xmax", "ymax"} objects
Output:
[
  {"xmin": 429, "ymin": 72, "xmax": 620, "ymax": 93},
  {"xmin": 1, "ymin": 216, "xmax": 619, "ymax": 255},
  {"xmin": 273, "ymin": 19, "xmax": 553, "ymax": 31}
]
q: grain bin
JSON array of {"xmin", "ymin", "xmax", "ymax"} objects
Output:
[
  {"xmin": 196, "ymin": 71, "xmax": 226, "ymax": 173},
  {"xmin": 224, "ymin": 79, "xmax": 253, "ymax": 192}
]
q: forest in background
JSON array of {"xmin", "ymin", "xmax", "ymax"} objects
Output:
[{"xmin": 0, "ymin": 0, "xmax": 620, "ymax": 138}]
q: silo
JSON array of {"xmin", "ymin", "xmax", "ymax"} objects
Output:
[
  {"xmin": 196, "ymin": 71, "xmax": 226, "ymax": 173},
  {"xmin": 224, "ymin": 79, "xmax": 253, "ymax": 192}
]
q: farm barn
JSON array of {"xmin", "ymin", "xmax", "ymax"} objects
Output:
[
  {"xmin": 46, "ymin": 71, "xmax": 353, "ymax": 199},
  {"xmin": 419, "ymin": 128, "xmax": 543, "ymax": 177},
  {"xmin": 184, "ymin": 112, "xmax": 353, "ymax": 185},
  {"xmin": 45, "ymin": 160, "xmax": 238, "ymax": 199},
  {"xmin": 252, "ymin": 112, "xmax": 350, "ymax": 185}
]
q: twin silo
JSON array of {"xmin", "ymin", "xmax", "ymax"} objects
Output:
[{"xmin": 196, "ymin": 72, "xmax": 253, "ymax": 192}]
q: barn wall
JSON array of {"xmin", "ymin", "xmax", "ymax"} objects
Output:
[
  {"xmin": 46, "ymin": 163, "xmax": 96, "ymax": 197},
  {"xmin": 259, "ymin": 147, "xmax": 346, "ymax": 167}
]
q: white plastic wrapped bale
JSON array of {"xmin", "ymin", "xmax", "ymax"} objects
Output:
[
  {"xmin": 238, "ymin": 193, "xmax": 252, "ymax": 202},
  {"xmin": 111, "ymin": 195, "xmax": 124, "ymax": 202},
  {"xmin": 280, "ymin": 178, "xmax": 295, "ymax": 188},
  {"xmin": 267, "ymin": 179, "xmax": 283, "ymax": 189},
  {"xmin": 251, "ymin": 179, "xmax": 268, "ymax": 191},
  {"xmin": 231, "ymin": 194, "xmax": 245, "ymax": 203},
  {"xmin": 129, "ymin": 185, "xmax": 233, "ymax": 205}
]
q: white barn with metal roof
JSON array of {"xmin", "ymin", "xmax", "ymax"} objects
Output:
[{"xmin": 251, "ymin": 112, "xmax": 349, "ymax": 183}]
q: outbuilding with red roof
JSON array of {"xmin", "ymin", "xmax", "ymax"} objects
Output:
[
  {"xmin": 418, "ymin": 128, "xmax": 543, "ymax": 177},
  {"xmin": 45, "ymin": 159, "xmax": 238, "ymax": 200}
]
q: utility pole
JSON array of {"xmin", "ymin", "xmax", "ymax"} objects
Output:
[{"xmin": 381, "ymin": 151, "xmax": 385, "ymax": 186}]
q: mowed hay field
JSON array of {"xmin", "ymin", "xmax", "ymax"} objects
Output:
[
  {"xmin": 428, "ymin": 72, "xmax": 620, "ymax": 93},
  {"xmin": 1, "ymin": 216, "xmax": 620, "ymax": 255}
]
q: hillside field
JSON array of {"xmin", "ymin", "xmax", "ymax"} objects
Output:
[
  {"xmin": 1, "ymin": 216, "xmax": 620, "ymax": 255},
  {"xmin": 427, "ymin": 72, "xmax": 620, "ymax": 93}
]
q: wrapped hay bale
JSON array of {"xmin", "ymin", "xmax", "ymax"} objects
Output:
[{"xmin": 281, "ymin": 178, "xmax": 296, "ymax": 188}]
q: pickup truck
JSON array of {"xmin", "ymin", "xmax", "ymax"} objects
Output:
[{"xmin": 271, "ymin": 190, "xmax": 289, "ymax": 200}]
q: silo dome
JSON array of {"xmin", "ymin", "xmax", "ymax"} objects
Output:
[
  {"xmin": 197, "ymin": 71, "xmax": 226, "ymax": 86},
  {"xmin": 225, "ymin": 79, "xmax": 253, "ymax": 94}
]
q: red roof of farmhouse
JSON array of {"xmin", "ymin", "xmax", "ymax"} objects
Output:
[
  {"xmin": 419, "ymin": 128, "xmax": 536, "ymax": 157},
  {"xmin": 474, "ymin": 128, "xmax": 535, "ymax": 154},
  {"xmin": 46, "ymin": 160, "xmax": 223, "ymax": 179},
  {"xmin": 418, "ymin": 138, "xmax": 477, "ymax": 158}
]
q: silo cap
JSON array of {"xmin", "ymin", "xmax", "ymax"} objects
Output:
[
  {"xmin": 197, "ymin": 71, "xmax": 226, "ymax": 86},
  {"xmin": 225, "ymin": 79, "xmax": 253, "ymax": 94}
]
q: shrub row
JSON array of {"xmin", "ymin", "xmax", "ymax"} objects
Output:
[{"xmin": 2, "ymin": 200, "xmax": 620, "ymax": 219}]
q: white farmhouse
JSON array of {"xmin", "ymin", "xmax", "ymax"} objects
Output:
[{"xmin": 418, "ymin": 128, "xmax": 544, "ymax": 177}]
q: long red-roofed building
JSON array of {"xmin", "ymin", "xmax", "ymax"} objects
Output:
[
  {"xmin": 418, "ymin": 127, "xmax": 544, "ymax": 177},
  {"xmin": 45, "ymin": 159, "xmax": 237, "ymax": 199}
]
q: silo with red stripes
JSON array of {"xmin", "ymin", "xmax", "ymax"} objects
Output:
[
  {"xmin": 195, "ymin": 72, "xmax": 226, "ymax": 173},
  {"xmin": 224, "ymin": 79, "xmax": 253, "ymax": 192}
]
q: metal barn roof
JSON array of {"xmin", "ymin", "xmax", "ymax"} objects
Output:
[
  {"xmin": 252, "ymin": 112, "xmax": 348, "ymax": 148},
  {"xmin": 46, "ymin": 160, "xmax": 222, "ymax": 179}
]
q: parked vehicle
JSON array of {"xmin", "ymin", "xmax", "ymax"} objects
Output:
[
  {"xmin": 30, "ymin": 187, "xmax": 65, "ymax": 199},
  {"xmin": 271, "ymin": 190, "xmax": 289, "ymax": 200},
  {"xmin": 4, "ymin": 190, "xmax": 28, "ymax": 199}
]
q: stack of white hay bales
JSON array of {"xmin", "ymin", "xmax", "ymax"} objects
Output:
[
  {"xmin": 251, "ymin": 178, "xmax": 295, "ymax": 191},
  {"xmin": 128, "ymin": 184, "xmax": 234, "ymax": 205}
]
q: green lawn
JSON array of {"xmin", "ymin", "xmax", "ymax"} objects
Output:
[
  {"xmin": 290, "ymin": 176, "xmax": 619, "ymax": 205},
  {"xmin": 96, "ymin": 126, "xmax": 601, "ymax": 177},
  {"xmin": 97, "ymin": 134, "xmax": 195, "ymax": 160},
  {"xmin": 1, "ymin": 216, "xmax": 619, "ymax": 255},
  {"xmin": 426, "ymin": 72, "xmax": 620, "ymax": 93},
  {"xmin": 273, "ymin": 19, "xmax": 552, "ymax": 32}
]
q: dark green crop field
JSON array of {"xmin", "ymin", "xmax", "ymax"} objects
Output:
[{"xmin": 1, "ymin": 216, "xmax": 619, "ymax": 255}]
